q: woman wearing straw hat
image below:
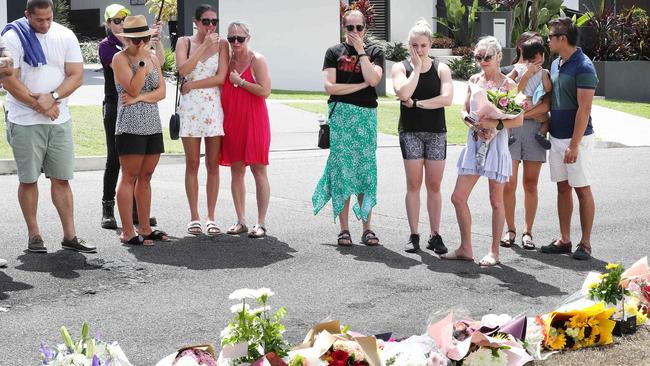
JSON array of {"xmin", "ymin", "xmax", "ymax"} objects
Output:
[
  {"xmin": 112, "ymin": 15, "xmax": 168, "ymax": 246},
  {"xmin": 99, "ymin": 4, "xmax": 164, "ymax": 230}
]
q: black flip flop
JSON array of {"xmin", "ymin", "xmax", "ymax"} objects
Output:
[
  {"xmin": 121, "ymin": 235, "xmax": 152, "ymax": 246},
  {"xmin": 522, "ymin": 232, "xmax": 536, "ymax": 250},
  {"xmin": 144, "ymin": 230, "xmax": 170, "ymax": 242}
]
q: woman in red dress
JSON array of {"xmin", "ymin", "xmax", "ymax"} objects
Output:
[{"xmin": 220, "ymin": 21, "xmax": 271, "ymax": 238}]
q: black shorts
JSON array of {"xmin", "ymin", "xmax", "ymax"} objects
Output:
[
  {"xmin": 115, "ymin": 133, "xmax": 165, "ymax": 156},
  {"xmin": 399, "ymin": 132, "xmax": 447, "ymax": 160}
]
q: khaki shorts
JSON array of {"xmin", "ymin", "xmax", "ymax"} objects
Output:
[
  {"xmin": 6, "ymin": 120, "xmax": 74, "ymax": 183},
  {"xmin": 549, "ymin": 134, "xmax": 594, "ymax": 187}
]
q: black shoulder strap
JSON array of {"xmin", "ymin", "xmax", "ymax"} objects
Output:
[
  {"xmin": 403, "ymin": 60, "xmax": 412, "ymax": 78},
  {"xmin": 174, "ymin": 37, "xmax": 192, "ymax": 112}
]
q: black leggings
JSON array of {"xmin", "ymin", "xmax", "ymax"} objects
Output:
[{"xmin": 102, "ymin": 100, "xmax": 120, "ymax": 201}]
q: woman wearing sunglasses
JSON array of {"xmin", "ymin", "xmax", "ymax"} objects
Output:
[
  {"xmin": 392, "ymin": 19, "xmax": 453, "ymax": 254},
  {"xmin": 98, "ymin": 4, "xmax": 164, "ymax": 230},
  {"xmin": 313, "ymin": 10, "xmax": 384, "ymax": 247},
  {"xmin": 441, "ymin": 36, "xmax": 523, "ymax": 267},
  {"xmin": 112, "ymin": 15, "xmax": 168, "ymax": 246},
  {"xmin": 219, "ymin": 21, "xmax": 272, "ymax": 239},
  {"xmin": 175, "ymin": 4, "xmax": 229, "ymax": 236}
]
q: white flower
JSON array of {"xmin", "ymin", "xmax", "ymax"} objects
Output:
[
  {"xmin": 464, "ymin": 347, "xmax": 508, "ymax": 366},
  {"xmin": 393, "ymin": 351, "xmax": 429, "ymax": 366},
  {"xmin": 250, "ymin": 306, "xmax": 271, "ymax": 315},
  {"xmin": 107, "ymin": 342, "xmax": 134, "ymax": 366},
  {"xmin": 255, "ymin": 288, "xmax": 275, "ymax": 298},
  {"xmin": 228, "ymin": 288, "xmax": 258, "ymax": 301},
  {"xmin": 220, "ymin": 325, "xmax": 235, "ymax": 339},
  {"xmin": 230, "ymin": 303, "xmax": 251, "ymax": 313}
]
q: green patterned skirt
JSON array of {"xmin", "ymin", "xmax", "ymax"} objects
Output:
[{"xmin": 312, "ymin": 102, "xmax": 377, "ymax": 221}]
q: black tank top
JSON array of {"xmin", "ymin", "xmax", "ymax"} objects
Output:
[{"xmin": 398, "ymin": 59, "xmax": 446, "ymax": 133}]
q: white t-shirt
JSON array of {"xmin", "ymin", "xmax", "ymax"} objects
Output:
[{"xmin": 2, "ymin": 21, "xmax": 83, "ymax": 125}]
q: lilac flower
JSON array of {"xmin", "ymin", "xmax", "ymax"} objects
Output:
[
  {"xmin": 95, "ymin": 330, "xmax": 102, "ymax": 342},
  {"xmin": 92, "ymin": 355, "xmax": 101, "ymax": 366},
  {"xmin": 39, "ymin": 342, "xmax": 54, "ymax": 364}
]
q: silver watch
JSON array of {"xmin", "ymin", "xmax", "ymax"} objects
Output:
[{"xmin": 51, "ymin": 91, "xmax": 60, "ymax": 101}]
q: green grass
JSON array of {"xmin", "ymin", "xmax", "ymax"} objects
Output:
[
  {"xmin": 593, "ymin": 99, "xmax": 650, "ymax": 120},
  {"xmin": 269, "ymin": 89, "xmax": 395, "ymax": 101},
  {"xmin": 0, "ymin": 105, "xmax": 184, "ymax": 159},
  {"xmin": 283, "ymin": 102, "xmax": 467, "ymax": 144}
]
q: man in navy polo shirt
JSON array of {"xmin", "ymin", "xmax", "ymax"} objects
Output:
[{"xmin": 540, "ymin": 17, "xmax": 598, "ymax": 260}]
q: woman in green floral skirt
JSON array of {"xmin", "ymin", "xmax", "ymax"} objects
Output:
[{"xmin": 312, "ymin": 10, "xmax": 384, "ymax": 247}]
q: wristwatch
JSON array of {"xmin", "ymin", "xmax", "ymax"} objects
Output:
[
  {"xmin": 496, "ymin": 119, "xmax": 504, "ymax": 130},
  {"xmin": 412, "ymin": 99, "xmax": 418, "ymax": 109},
  {"xmin": 51, "ymin": 91, "xmax": 60, "ymax": 101}
]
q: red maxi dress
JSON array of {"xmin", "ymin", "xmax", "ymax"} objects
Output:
[{"xmin": 219, "ymin": 64, "xmax": 271, "ymax": 166}]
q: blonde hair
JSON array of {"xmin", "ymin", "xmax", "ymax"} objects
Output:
[
  {"xmin": 408, "ymin": 18, "xmax": 433, "ymax": 44},
  {"xmin": 228, "ymin": 21, "xmax": 251, "ymax": 36},
  {"xmin": 474, "ymin": 36, "xmax": 502, "ymax": 57},
  {"xmin": 342, "ymin": 9, "xmax": 365, "ymax": 26}
]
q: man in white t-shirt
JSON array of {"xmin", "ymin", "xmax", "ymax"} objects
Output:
[
  {"xmin": 0, "ymin": 36, "xmax": 13, "ymax": 267},
  {"xmin": 2, "ymin": 0, "xmax": 96, "ymax": 253}
]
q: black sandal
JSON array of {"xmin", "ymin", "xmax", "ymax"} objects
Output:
[
  {"xmin": 522, "ymin": 232, "xmax": 536, "ymax": 250},
  {"xmin": 500, "ymin": 230, "xmax": 516, "ymax": 248},
  {"xmin": 361, "ymin": 230, "xmax": 380, "ymax": 246},
  {"xmin": 337, "ymin": 230, "xmax": 352, "ymax": 247},
  {"xmin": 121, "ymin": 235, "xmax": 153, "ymax": 246},
  {"xmin": 143, "ymin": 230, "xmax": 170, "ymax": 242}
]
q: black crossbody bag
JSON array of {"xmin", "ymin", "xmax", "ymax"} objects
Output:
[{"xmin": 169, "ymin": 37, "xmax": 191, "ymax": 140}]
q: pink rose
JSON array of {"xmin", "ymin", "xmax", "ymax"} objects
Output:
[{"xmin": 498, "ymin": 97, "xmax": 509, "ymax": 107}]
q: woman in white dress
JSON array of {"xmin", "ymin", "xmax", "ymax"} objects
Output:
[{"xmin": 175, "ymin": 4, "xmax": 229, "ymax": 236}]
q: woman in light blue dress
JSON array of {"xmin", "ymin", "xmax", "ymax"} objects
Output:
[{"xmin": 441, "ymin": 36, "xmax": 523, "ymax": 267}]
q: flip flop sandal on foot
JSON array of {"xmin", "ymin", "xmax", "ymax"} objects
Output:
[
  {"xmin": 500, "ymin": 230, "xmax": 516, "ymax": 248},
  {"xmin": 187, "ymin": 220, "xmax": 203, "ymax": 235},
  {"xmin": 226, "ymin": 223, "xmax": 248, "ymax": 235},
  {"xmin": 479, "ymin": 254, "xmax": 501, "ymax": 267},
  {"xmin": 205, "ymin": 221, "xmax": 221, "ymax": 236},
  {"xmin": 144, "ymin": 230, "xmax": 170, "ymax": 242},
  {"xmin": 361, "ymin": 230, "xmax": 380, "ymax": 246},
  {"xmin": 121, "ymin": 235, "xmax": 153, "ymax": 246},
  {"xmin": 248, "ymin": 224, "xmax": 266, "ymax": 238},
  {"xmin": 440, "ymin": 251, "xmax": 474, "ymax": 262},
  {"xmin": 522, "ymin": 232, "xmax": 536, "ymax": 250},
  {"xmin": 337, "ymin": 230, "xmax": 352, "ymax": 247}
]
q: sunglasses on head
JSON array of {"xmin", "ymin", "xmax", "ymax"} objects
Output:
[
  {"xmin": 110, "ymin": 18, "xmax": 125, "ymax": 25},
  {"xmin": 131, "ymin": 36, "xmax": 151, "ymax": 45},
  {"xmin": 474, "ymin": 54, "xmax": 493, "ymax": 62},
  {"xmin": 201, "ymin": 18, "xmax": 218, "ymax": 26},
  {"xmin": 346, "ymin": 24, "xmax": 365, "ymax": 32},
  {"xmin": 227, "ymin": 36, "xmax": 247, "ymax": 43}
]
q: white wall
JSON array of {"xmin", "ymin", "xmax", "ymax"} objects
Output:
[
  {"xmin": 390, "ymin": 0, "xmax": 434, "ymax": 44},
  {"xmin": 563, "ymin": 0, "xmax": 580, "ymax": 11},
  {"xmin": 219, "ymin": 0, "xmax": 339, "ymax": 91},
  {"xmin": 0, "ymin": 0, "xmax": 7, "ymax": 27},
  {"xmin": 70, "ymin": 0, "xmax": 156, "ymax": 26}
]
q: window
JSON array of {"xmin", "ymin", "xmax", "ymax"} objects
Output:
[{"xmin": 130, "ymin": 0, "xmax": 146, "ymax": 5}]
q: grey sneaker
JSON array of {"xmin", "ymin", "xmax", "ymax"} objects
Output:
[
  {"xmin": 61, "ymin": 237, "xmax": 97, "ymax": 253},
  {"xmin": 27, "ymin": 235, "xmax": 47, "ymax": 253},
  {"xmin": 426, "ymin": 233, "xmax": 448, "ymax": 255},
  {"xmin": 572, "ymin": 243, "xmax": 592, "ymax": 260},
  {"xmin": 0, "ymin": 258, "xmax": 7, "ymax": 268}
]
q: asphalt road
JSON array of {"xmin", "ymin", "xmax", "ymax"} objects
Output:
[{"xmin": 1, "ymin": 136, "xmax": 650, "ymax": 364}]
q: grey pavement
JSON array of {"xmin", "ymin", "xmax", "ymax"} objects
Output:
[{"xmin": 1, "ymin": 66, "xmax": 650, "ymax": 365}]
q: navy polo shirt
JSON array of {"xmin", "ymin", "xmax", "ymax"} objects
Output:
[{"xmin": 550, "ymin": 47, "xmax": 599, "ymax": 139}]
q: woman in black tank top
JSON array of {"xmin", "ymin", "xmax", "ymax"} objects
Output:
[{"xmin": 392, "ymin": 19, "xmax": 454, "ymax": 254}]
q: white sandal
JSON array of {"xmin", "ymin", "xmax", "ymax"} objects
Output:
[
  {"xmin": 248, "ymin": 224, "xmax": 267, "ymax": 238},
  {"xmin": 205, "ymin": 220, "xmax": 221, "ymax": 236},
  {"xmin": 187, "ymin": 220, "xmax": 203, "ymax": 235}
]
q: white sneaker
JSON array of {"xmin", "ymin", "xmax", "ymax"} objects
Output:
[{"xmin": 0, "ymin": 258, "xmax": 7, "ymax": 268}]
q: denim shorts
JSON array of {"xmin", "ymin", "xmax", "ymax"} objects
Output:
[{"xmin": 6, "ymin": 120, "xmax": 74, "ymax": 183}]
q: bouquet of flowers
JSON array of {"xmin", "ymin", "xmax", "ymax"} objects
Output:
[
  {"xmin": 542, "ymin": 302, "xmax": 616, "ymax": 351},
  {"xmin": 218, "ymin": 288, "xmax": 291, "ymax": 366},
  {"xmin": 379, "ymin": 335, "xmax": 447, "ymax": 366},
  {"xmin": 467, "ymin": 83, "xmax": 526, "ymax": 169},
  {"xmin": 588, "ymin": 263, "xmax": 629, "ymax": 305},
  {"xmin": 39, "ymin": 322, "xmax": 132, "ymax": 366}
]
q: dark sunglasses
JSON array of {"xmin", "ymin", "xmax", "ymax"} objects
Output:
[
  {"xmin": 201, "ymin": 18, "xmax": 218, "ymax": 26},
  {"xmin": 548, "ymin": 32, "xmax": 565, "ymax": 39},
  {"xmin": 474, "ymin": 54, "xmax": 493, "ymax": 62},
  {"xmin": 131, "ymin": 36, "xmax": 151, "ymax": 45},
  {"xmin": 227, "ymin": 36, "xmax": 247, "ymax": 43},
  {"xmin": 345, "ymin": 24, "xmax": 365, "ymax": 32},
  {"xmin": 110, "ymin": 18, "xmax": 125, "ymax": 25}
]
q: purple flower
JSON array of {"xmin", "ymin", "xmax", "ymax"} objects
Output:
[
  {"xmin": 95, "ymin": 330, "xmax": 102, "ymax": 342},
  {"xmin": 92, "ymin": 355, "xmax": 101, "ymax": 366},
  {"xmin": 498, "ymin": 97, "xmax": 509, "ymax": 107},
  {"xmin": 39, "ymin": 343, "xmax": 54, "ymax": 364}
]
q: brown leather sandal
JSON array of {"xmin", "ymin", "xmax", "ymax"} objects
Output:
[
  {"xmin": 500, "ymin": 230, "xmax": 516, "ymax": 248},
  {"xmin": 337, "ymin": 230, "xmax": 352, "ymax": 247},
  {"xmin": 522, "ymin": 232, "xmax": 536, "ymax": 250}
]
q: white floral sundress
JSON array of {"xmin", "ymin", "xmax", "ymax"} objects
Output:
[{"xmin": 178, "ymin": 52, "xmax": 225, "ymax": 137}]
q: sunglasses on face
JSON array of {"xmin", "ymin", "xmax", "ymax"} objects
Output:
[
  {"xmin": 131, "ymin": 36, "xmax": 151, "ymax": 45},
  {"xmin": 474, "ymin": 54, "xmax": 493, "ymax": 62},
  {"xmin": 201, "ymin": 18, "xmax": 218, "ymax": 26},
  {"xmin": 548, "ymin": 32, "xmax": 565, "ymax": 40},
  {"xmin": 227, "ymin": 36, "xmax": 247, "ymax": 43},
  {"xmin": 345, "ymin": 24, "xmax": 365, "ymax": 32},
  {"xmin": 111, "ymin": 18, "xmax": 125, "ymax": 25}
]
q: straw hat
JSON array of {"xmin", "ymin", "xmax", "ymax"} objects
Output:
[{"xmin": 115, "ymin": 15, "xmax": 154, "ymax": 38}]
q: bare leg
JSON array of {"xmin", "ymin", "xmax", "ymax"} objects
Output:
[
  {"xmin": 250, "ymin": 164, "xmax": 270, "ymax": 225},
  {"xmin": 18, "ymin": 182, "xmax": 40, "ymax": 239},
  {"xmin": 449, "ymin": 174, "xmax": 480, "ymax": 258},
  {"xmin": 230, "ymin": 162, "xmax": 247, "ymax": 224},
  {"xmin": 522, "ymin": 160, "xmax": 542, "ymax": 234},
  {"xmin": 337, "ymin": 199, "xmax": 352, "ymax": 245},
  {"xmin": 204, "ymin": 136, "xmax": 222, "ymax": 221},
  {"xmin": 117, "ymin": 154, "xmax": 144, "ymax": 241},
  {"xmin": 182, "ymin": 137, "xmax": 202, "ymax": 222},
  {"xmin": 134, "ymin": 154, "xmax": 161, "ymax": 237},
  {"xmin": 557, "ymin": 180, "xmax": 573, "ymax": 244},
  {"xmin": 50, "ymin": 178, "xmax": 76, "ymax": 241},
  {"xmin": 503, "ymin": 160, "xmax": 519, "ymax": 241},
  {"xmin": 403, "ymin": 159, "xmax": 424, "ymax": 234},
  {"xmin": 487, "ymin": 179, "xmax": 506, "ymax": 260},
  {"xmin": 574, "ymin": 186, "xmax": 595, "ymax": 247},
  {"xmin": 424, "ymin": 160, "xmax": 445, "ymax": 235}
]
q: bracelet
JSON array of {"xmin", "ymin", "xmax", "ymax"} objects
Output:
[
  {"xmin": 358, "ymin": 53, "xmax": 369, "ymax": 58},
  {"xmin": 412, "ymin": 99, "xmax": 418, "ymax": 109},
  {"xmin": 239, "ymin": 79, "xmax": 246, "ymax": 87}
]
